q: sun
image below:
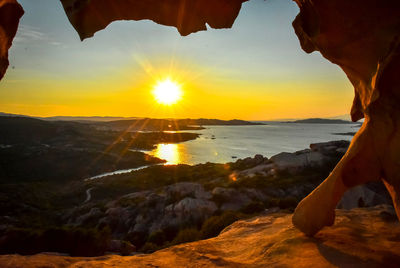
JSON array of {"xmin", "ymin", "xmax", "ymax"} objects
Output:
[{"xmin": 152, "ymin": 78, "xmax": 183, "ymax": 105}]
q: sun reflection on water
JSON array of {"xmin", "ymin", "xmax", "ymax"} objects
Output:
[{"xmin": 153, "ymin": 143, "xmax": 181, "ymax": 165}]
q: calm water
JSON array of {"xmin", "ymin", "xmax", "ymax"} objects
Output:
[
  {"xmin": 86, "ymin": 164, "xmax": 161, "ymax": 181},
  {"xmin": 147, "ymin": 122, "xmax": 361, "ymax": 165}
]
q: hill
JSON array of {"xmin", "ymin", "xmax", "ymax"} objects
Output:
[
  {"xmin": 0, "ymin": 117, "xmax": 198, "ymax": 182},
  {"xmin": 0, "ymin": 113, "xmax": 264, "ymax": 131},
  {"xmin": 43, "ymin": 116, "xmax": 140, "ymax": 122},
  {"xmin": 92, "ymin": 118, "xmax": 263, "ymax": 131},
  {"xmin": 289, "ymin": 118, "xmax": 355, "ymax": 124},
  {"xmin": 181, "ymin": 118, "xmax": 264, "ymax": 126}
]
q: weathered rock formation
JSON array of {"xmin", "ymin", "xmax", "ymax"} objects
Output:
[
  {"xmin": 1, "ymin": 205, "xmax": 399, "ymax": 267},
  {"xmin": 291, "ymin": 0, "xmax": 400, "ymax": 236},
  {"xmin": 0, "ymin": 0, "xmax": 23, "ymax": 80},
  {"xmin": 59, "ymin": 0, "xmax": 248, "ymax": 40},
  {"xmin": 1, "ymin": 0, "xmax": 400, "ymax": 237}
]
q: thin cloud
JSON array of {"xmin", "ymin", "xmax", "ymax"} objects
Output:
[
  {"xmin": 14, "ymin": 24, "xmax": 46, "ymax": 42},
  {"xmin": 14, "ymin": 25, "xmax": 62, "ymax": 47}
]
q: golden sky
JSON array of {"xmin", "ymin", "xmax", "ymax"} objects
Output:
[{"xmin": 0, "ymin": 0, "xmax": 354, "ymax": 120}]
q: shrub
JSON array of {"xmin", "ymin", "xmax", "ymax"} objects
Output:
[
  {"xmin": 200, "ymin": 211, "xmax": 244, "ymax": 239},
  {"xmin": 240, "ymin": 201, "xmax": 265, "ymax": 214},
  {"xmin": 141, "ymin": 242, "xmax": 159, "ymax": 253},
  {"xmin": 162, "ymin": 225, "xmax": 179, "ymax": 242},
  {"xmin": 147, "ymin": 230, "xmax": 166, "ymax": 246},
  {"xmin": 0, "ymin": 226, "xmax": 111, "ymax": 257},
  {"xmin": 125, "ymin": 231, "xmax": 148, "ymax": 249},
  {"xmin": 211, "ymin": 194, "xmax": 228, "ymax": 207},
  {"xmin": 171, "ymin": 228, "xmax": 200, "ymax": 245},
  {"xmin": 277, "ymin": 197, "xmax": 298, "ymax": 209}
]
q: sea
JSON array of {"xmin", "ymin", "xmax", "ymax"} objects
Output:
[
  {"xmin": 88, "ymin": 121, "xmax": 361, "ymax": 180},
  {"xmin": 146, "ymin": 122, "xmax": 361, "ymax": 165}
]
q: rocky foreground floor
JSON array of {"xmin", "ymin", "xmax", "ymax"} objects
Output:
[{"xmin": 1, "ymin": 205, "xmax": 399, "ymax": 268}]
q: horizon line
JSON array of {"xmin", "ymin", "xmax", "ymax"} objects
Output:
[{"xmin": 0, "ymin": 111, "xmax": 352, "ymax": 122}]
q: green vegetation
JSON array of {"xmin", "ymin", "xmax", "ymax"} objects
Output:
[
  {"xmin": 0, "ymin": 226, "xmax": 111, "ymax": 256},
  {"xmin": 171, "ymin": 228, "xmax": 201, "ymax": 245},
  {"xmin": 0, "ymin": 158, "xmax": 337, "ymax": 255},
  {"xmin": 0, "ymin": 117, "xmax": 203, "ymax": 183},
  {"xmin": 141, "ymin": 242, "xmax": 159, "ymax": 253},
  {"xmin": 119, "ymin": 131, "xmax": 200, "ymax": 150},
  {"xmin": 0, "ymin": 157, "xmax": 337, "ymax": 256},
  {"xmin": 147, "ymin": 230, "xmax": 167, "ymax": 246},
  {"xmin": 132, "ymin": 211, "xmax": 248, "ymax": 253},
  {"xmin": 200, "ymin": 211, "xmax": 245, "ymax": 239},
  {"xmin": 91, "ymin": 163, "xmax": 233, "ymax": 199},
  {"xmin": 240, "ymin": 201, "xmax": 265, "ymax": 214}
]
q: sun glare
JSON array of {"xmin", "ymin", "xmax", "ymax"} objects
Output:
[
  {"xmin": 152, "ymin": 78, "xmax": 182, "ymax": 105},
  {"xmin": 153, "ymin": 143, "xmax": 180, "ymax": 165}
]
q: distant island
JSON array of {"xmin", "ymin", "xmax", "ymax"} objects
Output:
[
  {"xmin": 43, "ymin": 116, "xmax": 141, "ymax": 122},
  {"xmin": 42, "ymin": 116, "xmax": 263, "ymax": 126},
  {"xmin": 0, "ymin": 112, "xmax": 264, "ymax": 131},
  {"xmin": 94, "ymin": 118, "xmax": 264, "ymax": 131},
  {"xmin": 180, "ymin": 119, "xmax": 264, "ymax": 126},
  {"xmin": 333, "ymin": 132, "xmax": 357, "ymax": 136},
  {"xmin": 287, "ymin": 118, "xmax": 356, "ymax": 124}
]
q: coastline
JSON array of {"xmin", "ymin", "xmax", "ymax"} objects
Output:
[{"xmin": 0, "ymin": 139, "xmax": 391, "ymax": 257}]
